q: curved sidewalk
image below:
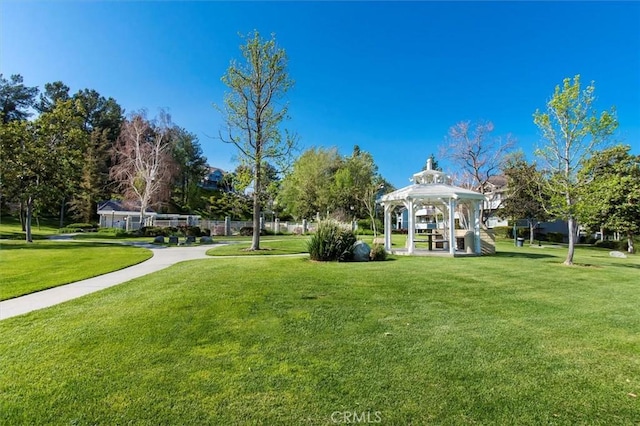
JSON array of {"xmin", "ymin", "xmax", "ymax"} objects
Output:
[{"xmin": 0, "ymin": 245, "xmax": 216, "ymax": 321}]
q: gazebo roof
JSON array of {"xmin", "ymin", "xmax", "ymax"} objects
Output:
[
  {"xmin": 379, "ymin": 161, "xmax": 486, "ymax": 205},
  {"xmin": 380, "ymin": 183, "xmax": 486, "ymax": 204}
]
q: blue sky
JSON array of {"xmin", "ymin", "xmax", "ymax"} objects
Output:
[{"xmin": 2, "ymin": 1, "xmax": 639, "ymax": 188}]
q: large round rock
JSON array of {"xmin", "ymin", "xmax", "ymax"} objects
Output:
[{"xmin": 352, "ymin": 240, "xmax": 371, "ymax": 262}]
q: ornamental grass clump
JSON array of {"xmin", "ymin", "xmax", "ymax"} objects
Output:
[
  {"xmin": 307, "ymin": 220, "xmax": 357, "ymax": 261},
  {"xmin": 369, "ymin": 243, "xmax": 387, "ymax": 261}
]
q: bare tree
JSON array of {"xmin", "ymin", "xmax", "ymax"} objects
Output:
[
  {"xmin": 110, "ymin": 111, "xmax": 176, "ymax": 226},
  {"xmin": 439, "ymin": 120, "xmax": 515, "ymax": 226}
]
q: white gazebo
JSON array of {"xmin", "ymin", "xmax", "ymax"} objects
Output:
[{"xmin": 379, "ymin": 159, "xmax": 487, "ymax": 256}]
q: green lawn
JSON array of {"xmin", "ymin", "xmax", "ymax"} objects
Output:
[
  {"xmin": 0, "ymin": 242, "xmax": 638, "ymax": 424},
  {"xmin": 0, "ymin": 241, "xmax": 152, "ymax": 300},
  {"xmin": 0, "ymin": 216, "xmax": 61, "ymax": 240},
  {"xmin": 207, "ymin": 235, "xmax": 311, "ymax": 256}
]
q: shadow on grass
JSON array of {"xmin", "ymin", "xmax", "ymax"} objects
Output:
[
  {"xmin": 0, "ymin": 232, "xmax": 52, "ymax": 241},
  {"xmin": 494, "ymin": 250, "xmax": 556, "ymax": 260},
  {"xmin": 603, "ymin": 262, "xmax": 640, "ymax": 270}
]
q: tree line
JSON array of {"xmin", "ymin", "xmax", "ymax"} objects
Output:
[
  {"xmin": 0, "ymin": 75, "xmax": 218, "ymax": 241},
  {"xmin": 2, "ymin": 31, "xmax": 637, "ymax": 263},
  {"xmin": 437, "ymin": 76, "xmax": 637, "ymax": 261},
  {"xmin": 277, "ymin": 73, "xmax": 637, "ymax": 262}
]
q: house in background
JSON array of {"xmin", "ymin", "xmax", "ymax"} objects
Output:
[
  {"xmin": 482, "ymin": 175, "xmax": 509, "ymax": 228},
  {"xmin": 97, "ymin": 200, "xmax": 157, "ymax": 230},
  {"xmin": 201, "ymin": 167, "xmax": 225, "ymax": 190},
  {"xmin": 480, "ymin": 176, "xmax": 570, "ymax": 240},
  {"xmin": 98, "ymin": 200, "xmax": 201, "ymax": 231}
]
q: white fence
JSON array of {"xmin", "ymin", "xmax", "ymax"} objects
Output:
[
  {"xmin": 200, "ymin": 219, "xmax": 318, "ymax": 236},
  {"xmin": 112, "ymin": 215, "xmax": 356, "ymax": 236}
]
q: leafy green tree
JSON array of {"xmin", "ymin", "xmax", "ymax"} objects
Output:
[
  {"xmin": 577, "ymin": 145, "xmax": 639, "ymax": 253},
  {"xmin": 208, "ymin": 191, "xmax": 252, "ymax": 220},
  {"xmin": 72, "ymin": 89, "xmax": 124, "ymax": 221},
  {"xmin": 35, "ymin": 84, "xmax": 124, "ymax": 223},
  {"xmin": 279, "ymin": 146, "xmax": 390, "ymax": 229},
  {"xmin": 278, "ymin": 147, "xmax": 342, "ymax": 220},
  {"xmin": 533, "ymin": 75, "xmax": 618, "ymax": 265},
  {"xmin": 501, "ymin": 153, "xmax": 549, "ymax": 244},
  {"xmin": 332, "ymin": 146, "xmax": 375, "ymax": 217},
  {"xmin": 68, "ymin": 129, "xmax": 110, "ymax": 222},
  {"xmin": 0, "ymin": 74, "xmax": 38, "ymax": 123},
  {"xmin": 170, "ymin": 127, "xmax": 208, "ymax": 211},
  {"xmin": 332, "ymin": 146, "xmax": 389, "ymax": 234},
  {"xmin": 74, "ymin": 89, "xmax": 124, "ymax": 140},
  {"xmin": 0, "ymin": 100, "xmax": 86, "ymax": 241},
  {"xmin": 34, "ymin": 81, "xmax": 70, "ymax": 114},
  {"xmin": 219, "ymin": 31, "xmax": 296, "ymax": 250},
  {"xmin": 217, "ymin": 170, "xmax": 236, "ymax": 193}
]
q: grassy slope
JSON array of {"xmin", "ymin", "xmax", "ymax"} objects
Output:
[
  {"xmin": 0, "ymin": 242, "xmax": 638, "ymax": 424},
  {"xmin": 0, "ymin": 241, "xmax": 153, "ymax": 300}
]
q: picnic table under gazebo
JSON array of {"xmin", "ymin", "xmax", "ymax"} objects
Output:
[{"xmin": 378, "ymin": 159, "xmax": 488, "ymax": 256}]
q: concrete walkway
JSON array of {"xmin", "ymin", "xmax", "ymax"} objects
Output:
[{"xmin": 0, "ymin": 244, "xmax": 216, "ymax": 321}]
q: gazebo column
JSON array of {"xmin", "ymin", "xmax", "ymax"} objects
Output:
[
  {"xmin": 384, "ymin": 204, "xmax": 392, "ymax": 252},
  {"xmin": 474, "ymin": 201, "xmax": 482, "ymax": 254},
  {"xmin": 448, "ymin": 198, "xmax": 456, "ymax": 255},
  {"xmin": 406, "ymin": 199, "xmax": 415, "ymax": 254}
]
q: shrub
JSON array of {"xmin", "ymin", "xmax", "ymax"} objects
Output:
[
  {"xmin": 594, "ymin": 240, "xmax": 626, "ymax": 250},
  {"xmin": 97, "ymin": 228, "xmax": 132, "ymax": 237},
  {"xmin": 175, "ymin": 225, "xmax": 204, "ymax": 237},
  {"xmin": 491, "ymin": 226, "xmax": 530, "ymax": 239},
  {"xmin": 139, "ymin": 226, "xmax": 167, "ymax": 237},
  {"xmin": 546, "ymin": 232, "xmax": 565, "ymax": 243},
  {"xmin": 186, "ymin": 226, "xmax": 202, "ymax": 237},
  {"xmin": 307, "ymin": 220, "xmax": 357, "ymax": 262},
  {"xmin": 67, "ymin": 223, "xmax": 96, "ymax": 229},
  {"xmin": 60, "ymin": 223, "xmax": 98, "ymax": 233},
  {"xmin": 370, "ymin": 244, "xmax": 387, "ymax": 261},
  {"xmin": 491, "ymin": 226, "xmax": 512, "ymax": 239},
  {"xmin": 357, "ymin": 218, "xmax": 382, "ymax": 233},
  {"xmin": 239, "ymin": 226, "xmax": 266, "ymax": 236}
]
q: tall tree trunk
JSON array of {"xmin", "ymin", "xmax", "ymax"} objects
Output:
[
  {"xmin": 529, "ymin": 221, "xmax": 535, "ymax": 245},
  {"xmin": 628, "ymin": 231, "xmax": 635, "ymax": 254},
  {"xmin": 59, "ymin": 197, "xmax": 65, "ymax": 229},
  {"xmin": 369, "ymin": 209, "xmax": 378, "ymax": 238},
  {"xmin": 139, "ymin": 206, "xmax": 145, "ymax": 230},
  {"xmin": 25, "ymin": 196, "xmax": 33, "ymax": 243},
  {"xmin": 182, "ymin": 175, "xmax": 187, "ymax": 206},
  {"xmin": 250, "ymin": 163, "xmax": 261, "ymax": 250},
  {"xmin": 19, "ymin": 200, "xmax": 26, "ymax": 231},
  {"xmin": 564, "ymin": 216, "xmax": 577, "ymax": 265},
  {"xmin": 479, "ymin": 196, "xmax": 488, "ymax": 230}
]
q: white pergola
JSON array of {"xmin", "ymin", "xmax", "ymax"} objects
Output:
[{"xmin": 379, "ymin": 162, "xmax": 487, "ymax": 256}]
